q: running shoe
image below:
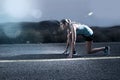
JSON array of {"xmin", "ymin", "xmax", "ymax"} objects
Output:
[
  {"xmin": 73, "ymin": 50, "xmax": 78, "ymax": 56},
  {"xmin": 73, "ymin": 51, "xmax": 76, "ymax": 54},
  {"xmin": 104, "ymin": 46, "xmax": 110, "ymax": 55}
]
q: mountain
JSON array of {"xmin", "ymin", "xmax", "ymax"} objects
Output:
[{"xmin": 0, "ymin": 21, "xmax": 120, "ymax": 44}]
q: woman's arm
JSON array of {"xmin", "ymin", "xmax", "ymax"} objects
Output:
[
  {"xmin": 63, "ymin": 30, "xmax": 71, "ymax": 54},
  {"xmin": 68, "ymin": 24, "xmax": 76, "ymax": 58}
]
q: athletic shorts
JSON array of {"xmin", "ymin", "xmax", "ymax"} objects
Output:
[{"xmin": 82, "ymin": 35, "xmax": 94, "ymax": 41}]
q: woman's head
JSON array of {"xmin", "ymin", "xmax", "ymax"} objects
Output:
[{"xmin": 60, "ymin": 19, "xmax": 71, "ymax": 30}]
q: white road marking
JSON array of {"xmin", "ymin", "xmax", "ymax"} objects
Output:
[{"xmin": 0, "ymin": 56, "xmax": 120, "ymax": 63}]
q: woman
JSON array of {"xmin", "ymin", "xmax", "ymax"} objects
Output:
[{"xmin": 60, "ymin": 19, "xmax": 110, "ymax": 58}]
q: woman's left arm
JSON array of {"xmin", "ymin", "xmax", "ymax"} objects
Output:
[{"xmin": 68, "ymin": 24, "xmax": 76, "ymax": 58}]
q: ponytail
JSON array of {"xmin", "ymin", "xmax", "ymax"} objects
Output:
[{"xmin": 60, "ymin": 19, "xmax": 71, "ymax": 24}]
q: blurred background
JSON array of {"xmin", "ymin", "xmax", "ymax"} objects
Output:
[{"xmin": 0, "ymin": 0, "xmax": 120, "ymax": 44}]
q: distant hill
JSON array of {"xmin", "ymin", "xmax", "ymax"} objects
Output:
[
  {"xmin": 91, "ymin": 26, "xmax": 120, "ymax": 42},
  {"xmin": 0, "ymin": 20, "xmax": 120, "ymax": 44}
]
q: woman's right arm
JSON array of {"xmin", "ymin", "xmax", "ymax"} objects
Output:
[{"xmin": 63, "ymin": 30, "xmax": 71, "ymax": 54}]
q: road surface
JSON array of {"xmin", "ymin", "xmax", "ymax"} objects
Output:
[{"xmin": 0, "ymin": 42, "xmax": 120, "ymax": 80}]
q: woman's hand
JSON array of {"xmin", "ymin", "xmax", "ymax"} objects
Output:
[
  {"xmin": 67, "ymin": 53, "xmax": 73, "ymax": 58},
  {"xmin": 63, "ymin": 49, "xmax": 68, "ymax": 54}
]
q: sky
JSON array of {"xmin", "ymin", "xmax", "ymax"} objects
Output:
[{"xmin": 0, "ymin": 0, "xmax": 120, "ymax": 27}]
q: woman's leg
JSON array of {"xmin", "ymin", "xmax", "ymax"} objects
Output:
[{"xmin": 85, "ymin": 41, "xmax": 105, "ymax": 54}]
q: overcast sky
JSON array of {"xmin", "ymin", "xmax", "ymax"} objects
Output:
[{"xmin": 0, "ymin": 0, "xmax": 120, "ymax": 27}]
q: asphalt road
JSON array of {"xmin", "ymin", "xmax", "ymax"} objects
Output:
[
  {"xmin": 0, "ymin": 57, "xmax": 120, "ymax": 80},
  {"xmin": 0, "ymin": 43, "xmax": 120, "ymax": 80}
]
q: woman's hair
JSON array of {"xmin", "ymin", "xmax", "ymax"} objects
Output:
[{"xmin": 60, "ymin": 19, "xmax": 71, "ymax": 25}]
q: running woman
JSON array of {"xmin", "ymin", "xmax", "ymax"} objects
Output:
[{"xmin": 60, "ymin": 19, "xmax": 110, "ymax": 58}]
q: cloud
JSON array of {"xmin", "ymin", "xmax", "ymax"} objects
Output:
[
  {"xmin": 90, "ymin": 0, "xmax": 120, "ymax": 20},
  {"xmin": 0, "ymin": 0, "xmax": 43, "ymax": 23},
  {"xmin": 0, "ymin": 0, "xmax": 120, "ymax": 26}
]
